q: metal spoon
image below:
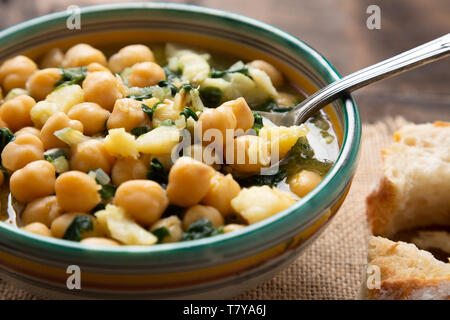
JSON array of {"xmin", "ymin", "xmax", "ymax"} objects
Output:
[{"xmin": 259, "ymin": 33, "xmax": 450, "ymax": 127}]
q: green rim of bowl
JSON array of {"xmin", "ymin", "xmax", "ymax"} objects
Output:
[{"xmin": 0, "ymin": 3, "xmax": 361, "ymax": 268}]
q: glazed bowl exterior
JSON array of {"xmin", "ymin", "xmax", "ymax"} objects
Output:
[{"xmin": 0, "ymin": 3, "xmax": 361, "ymax": 299}]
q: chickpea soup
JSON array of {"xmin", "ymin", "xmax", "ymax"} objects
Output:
[{"xmin": 0, "ymin": 43, "xmax": 338, "ymax": 246}]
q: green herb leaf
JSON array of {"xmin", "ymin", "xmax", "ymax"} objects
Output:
[
  {"xmin": 210, "ymin": 66, "xmax": 252, "ymax": 79},
  {"xmin": 282, "ymin": 136, "xmax": 333, "ymax": 177},
  {"xmin": 236, "ymin": 169, "xmax": 287, "ymax": 188},
  {"xmin": 252, "ymin": 112, "xmax": 264, "ymax": 135},
  {"xmin": 151, "ymin": 226, "xmax": 171, "ymax": 244},
  {"xmin": 320, "ymin": 130, "xmax": 335, "ymax": 144},
  {"xmin": 252, "ymin": 99, "xmax": 291, "ymax": 113},
  {"xmin": 180, "ymin": 84, "xmax": 193, "ymax": 93},
  {"xmin": 130, "ymin": 126, "xmax": 150, "ymax": 137},
  {"xmin": 0, "ymin": 127, "xmax": 15, "ymax": 154},
  {"xmin": 163, "ymin": 66, "xmax": 181, "ymax": 82},
  {"xmin": 54, "ymin": 66, "xmax": 87, "ymax": 88},
  {"xmin": 63, "ymin": 216, "xmax": 93, "ymax": 242},
  {"xmin": 159, "ymin": 119, "xmax": 175, "ymax": 126},
  {"xmin": 147, "ymin": 158, "xmax": 168, "ymax": 187},
  {"xmin": 179, "ymin": 107, "xmax": 198, "ymax": 121},
  {"xmin": 127, "ymin": 87, "xmax": 155, "ymax": 101},
  {"xmin": 44, "ymin": 148, "xmax": 68, "ymax": 162},
  {"xmin": 181, "ymin": 218, "xmax": 224, "ymax": 241},
  {"xmin": 90, "ymin": 202, "xmax": 106, "ymax": 214},
  {"xmin": 310, "ymin": 112, "xmax": 330, "ymax": 130},
  {"xmin": 199, "ymin": 87, "xmax": 222, "ymax": 108},
  {"xmin": 158, "ymin": 80, "xmax": 179, "ymax": 95},
  {"xmin": 99, "ymin": 184, "xmax": 116, "ymax": 201},
  {"xmin": 142, "ymin": 102, "xmax": 161, "ymax": 121}
]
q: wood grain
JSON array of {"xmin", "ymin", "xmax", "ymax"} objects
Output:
[{"xmin": 0, "ymin": 0, "xmax": 448, "ymax": 123}]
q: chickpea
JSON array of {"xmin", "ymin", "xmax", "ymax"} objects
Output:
[
  {"xmin": 23, "ymin": 222, "xmax": 52, "ymax": 237},
  {"xmin": 288, "ymin": 170, "xmax": 322, "ymax": 197},
  {"xmin": 82, "ymin": 71, "xmax": 125, "ymax": 111},
  {"xmin": 67, "ymin": 102, "xmax": 110, "ymax": 136},
  {"xmin": 22, "ymin": 195, "xmax": 62, "ymax": 227},
  {"xmin": 166, "ymin": 157, "xmax": 215, "ymax": 207},
  {"xmin": 221, "ymin": 97, "xmax": 254, "ymax": 132},
  {"xmin": 183, "ymin": 205, "xmax": 224, "ymax": 230},
  {"xmin": 0, "ymin": 55, "xmax": 38, "ymax": 92},
  {"xmin": 276, "ymin": 92, "xmax": 298, "ymax": 107},
  {"xmin": 114, "ymin": 180, "xmax": 168, "ymax": 226},
  {"xmin": 223, "ymin": 224, "xmax": 245, "ymax": 233},
  {"xmin": 108, "ymin": 44, "xmax": 155, "ymax": 74},
  {"xmin": 62, "ymin": 43, "xmax": 107, "ymax": 68},
  {"xmin": 198, "ymin": 105, "xmax": 236, "ymax": 145},
  {"xmin": 10, "ymin": 160, "xmax": 55, "ymax": 203},
  {"xmin": 202, "ymin": 173, "xmax": 241, "ymax": 216},
  {"xmin": 40, "ymin": 112, "xmax": 84, "ymax": 149},
  {"xmin": 51, "ymin": 212, "xmax": 104, "ymax": 239},
  {"xmin": 150, "ymin": 215, "xmax": 183, "ymax": 243},
  {"xmin": 128, "ymin": 62, "xmax": 166, "ymax": 87},
  {"xmin": 39, "ymin": 48, "xmax": 64, "ymax": 69},
  {"xmin": 107, "ymin": 98, "xmax": 146, "ymax": 131},
  {"xmin": 14, "ymin": 126, "xmax": 41, "ymax": 138},
  {"xmin": 248, "ymin": 60, "xmax": 283, "ymax": 88},
  {"xmin": 0, "ymin": 116, "xmax": 6, "ymax": 129},
  {"xmin": 2, "ymin": 133, "xmax": 44, "ymax": 172},
  {"xmin": 0, "ymin": 95, "xmax": 36, "ymax": 132},
  {"xmin": 55, "ymin": 171, "xmax": 100, "ymax": 212},
  {"xmin": 86, "ymin": 62, "xmax": 110, "ymax": 73},
  {"xmin": 229, "ymin": 135, "xmax": 271, "ymax": 173},
  {"xmin": 70, "ymin": 139, "xmax": 115, "ymax": 174},
  {"xmin": 111, "ymin": 158, "xmax": 147, "ymax": 186},
  {"xmin": 81, "ymin": 237, "xmax": 120, "ymax": 246},
  {"xmin": 0, "ymin": 170, "xmax": 4, "ymax": 186},
  {"xmin": 26, "ymin": 68, "xmax": 62, "ymax": 101}
]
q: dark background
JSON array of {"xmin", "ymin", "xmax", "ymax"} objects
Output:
[{"xmin": 1, "ymin": 0, "xmax": 449, "ymax": 122}]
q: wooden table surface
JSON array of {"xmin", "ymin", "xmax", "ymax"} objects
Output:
[{"xmin": 1, "ymin": 0, "xmax": 449, "ymax": 123}]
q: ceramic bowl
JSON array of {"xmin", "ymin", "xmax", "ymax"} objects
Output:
[{"xmin": 0, "ymin": 3, "xmax": 361, "ymax": 299}]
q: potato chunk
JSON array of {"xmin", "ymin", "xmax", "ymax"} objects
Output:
[
  {"xmin": 259, "ymin": 125, "xmax": 308, "ymax": 158},
  {"xmin": 136, "ymin": 126, "xmax": 180, "ymax": 155},
  {"xmin": 104, "ymin": 128, "xmax": 139, "ymax": 159},
  {"xmin": 95, "ymin": 204, "xmax": 157, "ymax": 245},
  {"xmin": 231, "ymin": 186, "xmax": 295, "ymax": 224}
]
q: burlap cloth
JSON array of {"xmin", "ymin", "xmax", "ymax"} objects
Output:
[{"xmin": 0, "ymin": 117, "xmax": 409, "ymax": 300}]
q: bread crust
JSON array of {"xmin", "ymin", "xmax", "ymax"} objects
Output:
[
  {"xmin": 367, "ymin": 278, "xmax": 450, "ymax": 300},
  {"xmin": 366, "ymin": 177, "xmax": 397, "ymax": 236}
]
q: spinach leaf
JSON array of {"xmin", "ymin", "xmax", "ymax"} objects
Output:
[
  {"xmin": 252, "ymin": 99, "xmax": 292, "ymax": 113},
  {"xmin": 252, "ymin": 112, "xmax": 264, "ymax": 134},
  {"xmin": 0, "ymin": 128, "xmax": 15, "ymax": 153},
  {"xmin": 282, "ymin": 136, "xmax": 333, "ymax": 176},
  {"xmin": 158, "ymin": 80, "xmax": 179, "ymax": 95},
  {"xmin": 163, "ymin": 66, "xmax": 181, "ymax": 82},
  {"xmin": 130, "ymin": 126, "xmax": 150, "ymax": 137},
  {"xmin": 180, "ymin": 84, "xmax": 193, "ymax": 92},
  {"xmin": 310, "ymin": 112, "xmax": 330, "ymax": 130},
  {"xmin": 63, "ymin": 216, "xmax": 93, "ymax": 242},
  {"xmin": 210, "ymin": 66, "xmax": 252, "ymax": 79},
  {"xmin": 236, "ymin": 169, "xmax": 287, "ymax": 188},
  {"xmin": 199, "ymin": 87, "xmax": 222, "ymax": 108},
  {"xmin": 54, "ymin": 66, "xmax": 87, "ymax": 88},
  {"xmin": 179, "ymin": 107, "xmax": 198, "ymax": 121},
  {"xmin": 88, "ymin": 168, "xmax": 115, "ymax": 200},
  {"xmin": 147, "ymin": 158, "xmax": 168, "ymax": 187},
  {"xmin": 142, "ymin": 102, "xmax": 161, "ymax": 121},
  {"xmin": 127, "ymin": 87, "xmax": 155, "ymax": 100},
  {"xmin": 181, "ymin": 218, "xmax": 224, "ymax": 241},
  {"xmin": 99, "ymin": 184, "xmax": 116, "ymax": 201},
  {"xmin": 90, "ymin": 202, "xmax": 106, "ymax": 214},
  {"xmin": 151, "ymin": 226, "xmax": 171, "ymax": 244}
]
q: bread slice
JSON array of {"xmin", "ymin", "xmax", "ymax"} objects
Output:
[
  {"xmin": 363, "ymin": 236, "xmax": 450, "ymax": 300},
  {"xmin": 411, "ymin": 231, "xmax": 450, "ymax": 254},
  {"xmin": 366, "ymin": 122, "xmax": 450, "ymax": 237}
]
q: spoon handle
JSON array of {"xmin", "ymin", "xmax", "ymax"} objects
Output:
[{"xmin": 295, "ymin": 33, "xmax": 450, "ymax": 124}]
